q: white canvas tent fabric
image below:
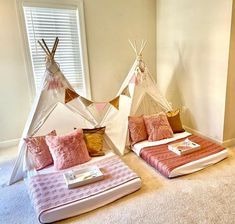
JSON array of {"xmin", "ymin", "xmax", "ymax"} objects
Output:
[
  {"xmin": 100, "ymin": 42, "xmax": 172, "ymax": 155},
  {"xmin": 9, "ymin": 39, "xmax": 172, "ymax": 184},
  {"xmin": 9, "ymin": 38, "xmax": 98, "ymax": 184}
]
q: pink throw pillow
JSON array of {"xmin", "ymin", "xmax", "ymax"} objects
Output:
[
  {"xmin": 24, "ymin": 130, "xmax": 56, "ymax": 170},
  {"xmin": 144, "ymin": 112, "xmax": 173, "ymax": 141},
  {"xmin": 128, "ymin": 115, "xmax": 148, "ymax": 145},
  {"xmin": 45, "ymin": 129, "xmax": 91, "ymax": 170}
]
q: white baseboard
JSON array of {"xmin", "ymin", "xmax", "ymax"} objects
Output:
[
  {"xmin": 183, "ymin": 126, "xmax": 223, "ymax": 145},
  {"xmin": 184, "ymin": 126, "xmax": 235, "ymax": 148},
  {"xmin": 222, "ymin": 138, "xmax": 235, "ymax": 147},
  {"xmin": 0, "ymin": 139, "xmax": 19, "ymax": 149}
]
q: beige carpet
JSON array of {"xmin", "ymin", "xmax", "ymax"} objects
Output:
[{"xmin": 1, "ymin": 146, "xmax": 235, "ymax": 224}]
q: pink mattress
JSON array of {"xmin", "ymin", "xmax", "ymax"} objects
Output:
[
  {"xmin": 139, "ymin": 135, "xmax": 227, "ymax": 178},
  {"xmin": 28, "ymin": 155, "xmax": 141, "ymax": 223}
]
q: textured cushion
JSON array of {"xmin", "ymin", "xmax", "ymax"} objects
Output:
[
  {"xmin": 166, "ymin": 109, "xmax": 185, "ymax": 133},
  {"xmin": 128, "ymin": 115, "xmax": 148, "ymax": 145},
  {"xmin": 83, "ymin": 127, "xmax": 106, "ymax": 157},
  {"xmin": 24, "ymin": 130, "xmax": 56, "ymax": 170},
  {"xmin": 144, "ymin": 112, "xmax": 173, "ymax": 141},
  {"xmin": 46, "ymin": 129, "xmax": 90, "ymax": 170}
]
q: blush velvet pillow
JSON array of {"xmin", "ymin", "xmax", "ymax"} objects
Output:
[
  {"xmin": 24, "ymin": 130, "xmax": 56, "ymax": 170},
  {"xmin": 128, "ymin": 115, "xmax": 148, "ymax": 145},
  {"xmin": 144, "ymin": 112, "xmax": 173, "ymax": 141},
  {"xmin": 46, "ymin": 129, "xmax": 91, "ymax": 170}
]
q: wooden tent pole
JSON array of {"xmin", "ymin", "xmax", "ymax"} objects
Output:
[
  {"xmin": 51, "ymin": 37, "xmax": 59, "ymax": 57},
  {"xmin": 38, "ymin": 40, "xmax": 50, "ymax": 56},
  {"xmin": 42, "ymin": 39, "xmax": 51, "ymax": 55},
  {"xmin": 139, "ymin": 40, "xmax": 144, "ymax": 55},
  {"xmin": 51, "ymin": 38, "xmax": 57, "ymax": 56},
  {"xmin": 128, "ymin": 39, "xmax": 137, "ymax": 55},
  {"xmin": 134, "ymin": 40, "xmax": 138, "ymax": 55},
  {"xmin": 139, "ymin": 40, "xmax": 147, "ymax": 55},
  {"xmin": 53, "ymin": 39, "xmax": 59, "ymax": 55}
]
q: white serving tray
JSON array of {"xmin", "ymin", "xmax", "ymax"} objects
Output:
[
  {"xmin": 63, "ymin": 165, "xmax": 104, "ymax": 189},
  {"xmin": 168, "ymin": 139, "xmax": 201, "ymax": 156}
]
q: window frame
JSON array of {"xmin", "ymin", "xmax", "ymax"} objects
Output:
[{"xmin": 17, "ymin": 0, "xmax": 91, "ymax": 100}]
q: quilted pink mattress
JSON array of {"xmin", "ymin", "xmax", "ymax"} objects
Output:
[{"xmin": 28, "ymin": 155, "xmax": 141, "ymax": 223}]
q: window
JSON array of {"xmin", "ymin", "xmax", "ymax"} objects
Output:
[{"xmin": 19, "ymin": 1, "xmax": 90, "ymax": 97}]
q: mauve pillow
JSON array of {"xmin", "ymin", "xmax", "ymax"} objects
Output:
[
  {"xmin": 24, "ymin": 130, "xmax": 56, "ymax": 170},
  {"xmin": 144, "ymin": 112, "xmax": 173, "ymax": 141},
  {"xmin": 128, "ymin": 115, "xmax": 148, "ymax": 145},
  {"xmin": 45, "ymin": 129, "xmax": 91, "ymax": 170}
]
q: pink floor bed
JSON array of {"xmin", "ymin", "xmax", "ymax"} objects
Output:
[
  {"xmin": 26, "ymin": 153, "xmax": 141, "ymax": 223},
  {"xmin": 132, "ymin": 132, "xmax": 228, "ymax": 178}
]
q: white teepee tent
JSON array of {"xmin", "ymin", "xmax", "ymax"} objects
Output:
[
  {"xmin": 100, "ymin": 40, "xmax": 172, "ymax": 155},
  {"xmin": 9, "ymin": 39, "xmax": 172, "ymax": 184},
  {"xmin": 9, "ymin": 38, "xmax": 97, "ymax": 184}
]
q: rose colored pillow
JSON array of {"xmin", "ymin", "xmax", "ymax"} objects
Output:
[
  {"xmin": 46, "ymin": 129, "xmax": 91, "ymax": 170},
  {"xmin": 166, "ymin": 109, "xmax": 185, "ymax": 133},
  {"xmin": 128, "ymin": 115, "xmax": 148, "ymax": 145},
  {"xmin": 24, "ymin": 130, "xmax": 56, "ymax": 170},
  {"xmin": 144, "ymin": 112, "xmax": 173, "ymax": 141}
]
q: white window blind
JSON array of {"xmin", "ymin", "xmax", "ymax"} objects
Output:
[{"xmin": 23, "ymin": 5, "xmax": 86, "ymax": 95}]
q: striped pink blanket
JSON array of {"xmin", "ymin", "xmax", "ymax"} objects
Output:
[
  {"xmin": 28, "ymin": 155, "xmax": 139, "ymax": 222},
  {"xmin": 140, "ymin": 135, "xmax": 226, "ymax": 178}
]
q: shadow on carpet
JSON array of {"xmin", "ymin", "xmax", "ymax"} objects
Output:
[{"xmin": 0, "ymin": 159, "xmax": 39, "ymax": 224}]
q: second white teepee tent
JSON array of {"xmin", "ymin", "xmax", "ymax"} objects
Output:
[{"xmin": 100, "ymin": 40, "xmax": 172, "ymax": 155}]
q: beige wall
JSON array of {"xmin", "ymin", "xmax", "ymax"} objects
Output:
[
  {"xmin": 4, "ymin": 0, "xmax": 233, "ymax": 145},
  {"xmin": 84, "ymin": 0, "xmax": 156, "ymax": 101},
  {"xmin": 0, "ymin": 0, "xmax": 31, "ymax": 144},
  {"xmin": 156, "ymin": 0, "xmax": 233, "ymax": 142},
  {"xmin": 224, "ymin": 1, "xmax": 235, "ymax": 142},
  {"xmin": 0, "ymin": 0, "xmax": 156, "ymax": 144}
]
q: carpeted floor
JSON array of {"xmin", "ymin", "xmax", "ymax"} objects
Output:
[{"xmin": 1, "ymin": 147, "xmax": 235, "ymax": 224}]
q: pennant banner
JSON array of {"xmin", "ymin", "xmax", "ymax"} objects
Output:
[
  {"xmin": 64, "ymin": 88, "xmax": 79, "ymax": 104},
  {"xmin": 109, "ymin": 96, "xmax": 120, "ymax": 110},
  {"xmin": 79, "ymin": 96, "xmax": 93, "ymax": 107},
  {"xmin": 94, "ymin": 102, "xmax": 108, "ymax": 112},
  {"xmin": 121, "ymin": 86, "xmax": 130, "ymax": 98}
]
